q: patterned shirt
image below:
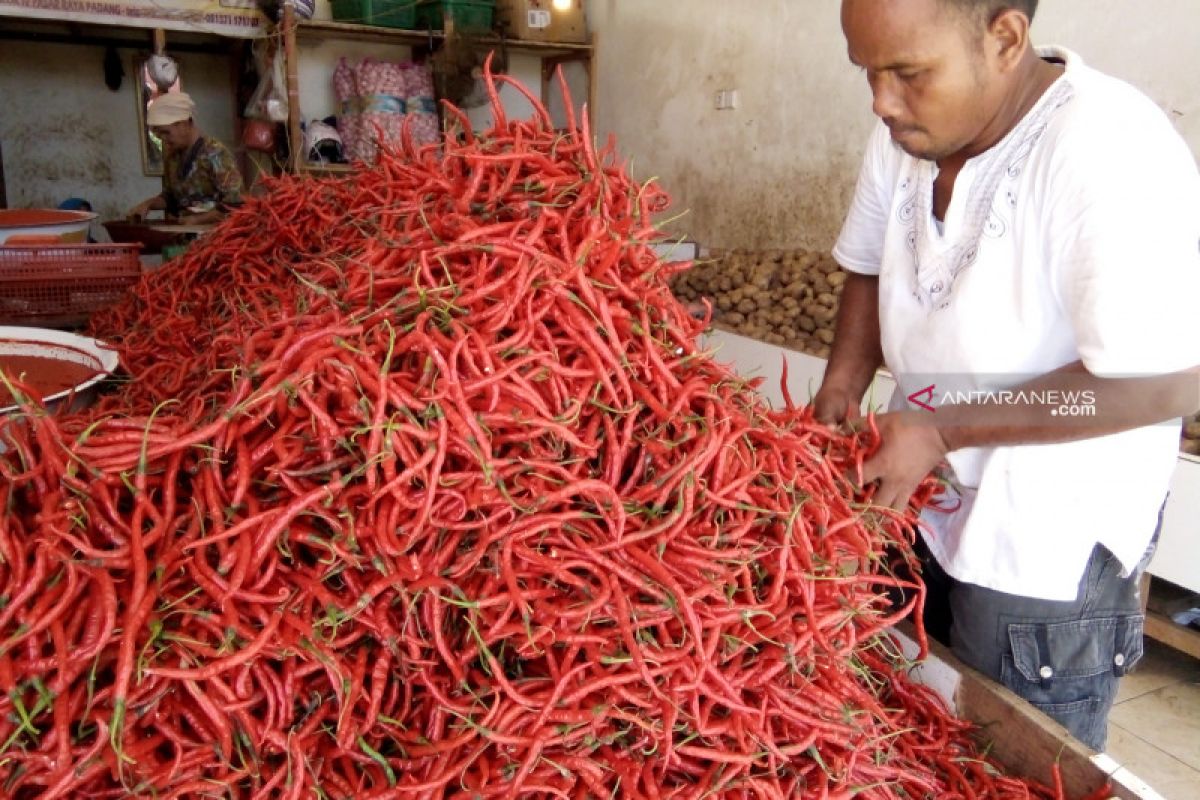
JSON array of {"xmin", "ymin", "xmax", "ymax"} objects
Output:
[{"xmin": 161, "ymin": 135, "xmax": 243, "ymax": 216}]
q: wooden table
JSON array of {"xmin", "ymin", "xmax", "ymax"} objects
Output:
[{"xmin": 146, "ymin": 223, "xmax": 215, "ymax": 237}]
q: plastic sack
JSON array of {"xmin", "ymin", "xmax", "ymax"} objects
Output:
[
  {"xmin": 333, "ymin": 57, "xmax": 361, "ymax": 163},
  {"xmin": 354, "ymin": 59, "xmax": 408, "ymax": 164},
  {"xmin": 403, "ymin": 62, "xmax": 439, "ymax": 146}
]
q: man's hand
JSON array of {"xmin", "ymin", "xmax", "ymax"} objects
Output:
[
  {"xmin": 808, "ymin": 271, "xmax": 883, "ymax": 426},
  {"xmin": 128, "ymin": 196, "xmax": 164, "ymax": 222},
  {"xmin": 811, "ymin": 383, "xmax": 862, "ymax": 426},
  {"xmin": 127, "ymin": 201, "xmax": 151, "ymax": 222},
  {"xmin": 861, "ymin": 411, "xmax": 949, "ymax": 510}
]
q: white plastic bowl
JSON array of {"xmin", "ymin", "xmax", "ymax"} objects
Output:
[
  {"xmin": 0, "ymin": 326, "xmax": 119, "ymax": 415},
  {"xmin": 0, "ymin": 209, "xmax": 97, "ymax": 245}
]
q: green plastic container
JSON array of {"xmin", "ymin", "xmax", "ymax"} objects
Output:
[
  {"xmin": 162, "ymin": 243, "xmax": 190, "ymax": 261},
  {"xmin": 331, "ymin": 0, "xmax": 418, "ymax": 29},
  {"xmin": 415, "ymin": 0, "xmax": 495, "ymax": 32}
]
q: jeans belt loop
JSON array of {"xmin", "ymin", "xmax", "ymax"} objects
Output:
[
  {"xmin": 1035, "ymin": 625, "xmax": 1055, "ymax": 688},
  {"xmin": 1112, "ymin": 618, "xmax": 1129, "ymax": 677}
]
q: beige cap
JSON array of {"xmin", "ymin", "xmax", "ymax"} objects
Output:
[{"xmin": 146, "ymin": 92, "xmax": 196, "ymax": 126}]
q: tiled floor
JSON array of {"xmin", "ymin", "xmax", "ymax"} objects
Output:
[{"xmin": 1106, "ymin": 639, "xmax": 1200, "ymax": 799}]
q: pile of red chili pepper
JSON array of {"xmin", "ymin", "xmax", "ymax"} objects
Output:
[{"xmin": 0, "ymin": 69, "xmax": 1081, "ymax": 799}]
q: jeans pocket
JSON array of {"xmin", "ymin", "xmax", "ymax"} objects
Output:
[{"xmin": 999, "ymin": 614, "xmax": 1144, "ymax": 750}]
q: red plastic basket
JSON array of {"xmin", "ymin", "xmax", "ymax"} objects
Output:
[{"xmin": 0, "ymin": 243, "xmax": 142, "ymax": 328}]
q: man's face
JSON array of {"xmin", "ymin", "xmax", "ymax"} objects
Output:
[
  {"xmin": 151, "ymin": 120, "xmax": 192, "ymax": 154},
  {"xmin": 842, "ymin": 0, "xmax": 1000, "ymax": 161}
]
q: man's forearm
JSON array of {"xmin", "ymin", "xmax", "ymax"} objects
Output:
[
  {"xmin": 924, "ymin": 361, "xmax": 1200, "ymax": 451},
  {"xmin": 823, "ymin": 272, "xmax": 884, "ymax": 399},
  {"xmin": 136, "ymin": 195, "xmax": 167, "ymax": 212}
]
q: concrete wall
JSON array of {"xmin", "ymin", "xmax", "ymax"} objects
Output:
[
  {"xmin": 586, "ymin": 0, "xmax": 1200, "ymax": 251},
  {"xmin": 0, "ymin": 41, "xmax": 237, "ymax": 221},
  {"xmin": 1033, "ymin": 0, "xmax": 1200, "ymax": 147}
]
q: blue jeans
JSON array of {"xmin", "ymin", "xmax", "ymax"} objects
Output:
[{"xmin": 914, "ymin": 511, "xmax": 1161, "ymax": 752}]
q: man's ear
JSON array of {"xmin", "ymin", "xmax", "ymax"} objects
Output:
[{"xmin": 987, "ymin": 8, "xmax": 1031, "ymax": 72}]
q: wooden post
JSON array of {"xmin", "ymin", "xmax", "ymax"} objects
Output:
[
  {"xmin": 231, "ymin": 40, "xmax": 254, "ymax": 186},
  {"xmin": 282, "ymin": 3, "xmax": 303, "ymax": 172},
  {"xmin": 540, "ymin": 59, "xmax": 553, "ymax": 119},
  {"xmin": 586, "ymin": 31, "xmax": 596, "ymax": 124},
  {"xmin": 153, "ymin": 28, "xmax": 166, "ymax": 54}
]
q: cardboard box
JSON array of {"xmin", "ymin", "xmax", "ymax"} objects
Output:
[{"xmin": 494, "ymin": 0, "xmax": 587, "ymax": 44}]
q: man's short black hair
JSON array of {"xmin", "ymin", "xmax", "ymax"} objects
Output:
[{"xmin": 941, "ymin": 0, "xmax": 1039, "ymax": 23}]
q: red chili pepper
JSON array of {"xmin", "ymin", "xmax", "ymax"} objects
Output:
[{"xmin": 0, "ymin": 57, "xmax": 1053, "ymax": 800}]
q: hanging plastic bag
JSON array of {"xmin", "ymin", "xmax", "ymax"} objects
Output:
[
  {"xmin": 242, "ymin": 118, "xmax": 277, "ymax": 153},
  {"xmin": 245, "ymin": 38, "xmax": 288, "ymax": 124}
]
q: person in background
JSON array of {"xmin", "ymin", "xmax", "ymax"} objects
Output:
[
  {"xmin": 813, "ymin": 0, "xmax": 1200, "ymax": 751},
  {"xmin": 128, "ymin": 92, "xmax": 244, "ymax": 225},
  {"xmin": 57, "ymin": 197, "xmax": 111, "ymax": 243},
  {"xmin": 57, "ymin": 197, "xmax": 92, "ymax": 215}
]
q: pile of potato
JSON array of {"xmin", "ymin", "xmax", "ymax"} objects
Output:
[
  {"xmin": 673, "ymin": 250, "xmax": 1200, "ymax": 458},
  {"xmin": 1183, "ymin": 413, "xmax": 1200, "ymax": 457},
  {"xmin": 672, "ymin": 249, "xmax": 844, "ymax": 359}
]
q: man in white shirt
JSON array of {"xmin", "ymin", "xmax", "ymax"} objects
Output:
[{"xmin": 815, "ymin": 0, "xmax": 1200, "ymax": 750}]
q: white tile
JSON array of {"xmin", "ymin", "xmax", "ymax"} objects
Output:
[
  {"xmin": 1109, "ymin": 683, "xmax": 1200, "ymax": 771},
  {"xmin": 1104, "ymin": 723, "xmax": 1200, "ymax": 800}
]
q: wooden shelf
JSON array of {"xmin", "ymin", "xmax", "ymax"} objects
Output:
[
  {"xmin": 1144, "ymin": 575, "xmax": 1200, "ymax": 660},
  {"xmin": 474, "ymin": 34, "xmax": 592, "ymax": 55},
  {"xmin": 296, "ymin": 18, "xmax": 435, "ymax": 45},
  {"xmin": 283, "ymin": 12, "xmax": 596, "ymax": 173},
  {"xmin": 296, "ymin": 18, "xmax": 592, "ymax": 56},
  {"xmin": 1146, "ymin": 611, "xmax": 1200, "ymax": 661},
  {"xmin": 300, "ymin": 162, "xmax": 355, "ymax": 176}
]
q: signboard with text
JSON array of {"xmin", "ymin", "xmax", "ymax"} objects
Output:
[{"xmin": 0, "ymin": 0, "xmax": 268, "ymax": 38}]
